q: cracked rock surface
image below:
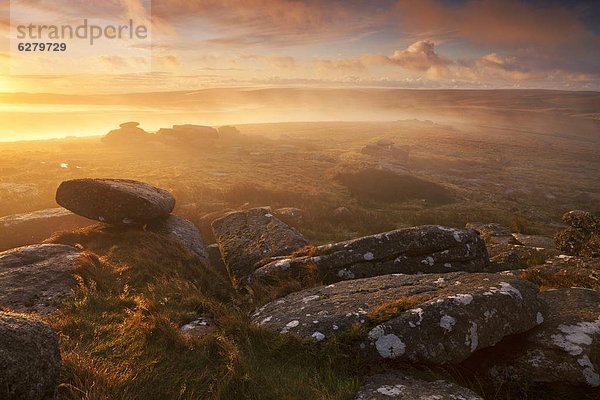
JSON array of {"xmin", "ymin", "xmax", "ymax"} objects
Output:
[
  {"xmin": 253, "ymin": 225, "xmax": 489, "ymax": 284},
  {"xmin": 252, "ymin": 271, "xmax": 543, "ymax": 364},
  {"xmin": 212, "ymin": 207, "xmax": 308, "ymax": 281}
]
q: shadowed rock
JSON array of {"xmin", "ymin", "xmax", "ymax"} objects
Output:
[
  {"xmin": 149, "ymin": 215, "xmax": 208, "ymax": 263},
  {"xmin": 56, "ymin": 179, "xmax": 175, "ymax": 225},
  {"xmin": 0, "ymin": 311, "xmax": 61, "ymax": 400},
  {"xmin": 212, "ymin": 207, "xmax": 308, "ymax": 281},
  {"xmin": 252, "ymin": 272, "xmax": 543, "ymax": 364},
  {"xmin": 355, "ymin": 372, "xmax": 483, "ymax": 400},
  {"xmin": 486, "ymin": 243, "xmax": 560, "ymax": 266},
  {"xmin": 486, "ymin": 288, "xmax": 600, "ymax": 388},
  {"xmin": 0, "ymin": 244, "xmax": 81, "ymax": 314},
  {"xmin": 0, "ymin": 207, "xmax": 95, "ymax": 252},
  {"xmin": 253, "ymin": 226, "xmax": 488, "ymax": 283},
  {"xmin": 511, "ymin": 233, "xmax": 555, "ymax": 249}
]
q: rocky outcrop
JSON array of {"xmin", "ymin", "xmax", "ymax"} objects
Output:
[
  {"xmin": 253, "ymin": 226, "xmax": 489, "ymax": 283},
  {"xmin": 487, "ymin": 288, "xmax": 600, "ymax": 387},
  {"xmin": 252, "ymin": 272, "xmax": 544, "ymax": 364},
  {"xmin": 218, "ymin": 126, "xmax": 241, "ymax": 137},
  {"xmin": 102, "ymin": 122, "xmax": 153, "ymax": 145},
  {"xmin": 0, "ymin": 207, "xmax": 95, "ymax": 252},
  {"xmin": 0, "ymin": 311, "xmax": 61, "ymax": 400},
  {"xmin": 212, "ymin": 207, "xmax": 308, "ymax": 281},
  {"xmin": 355, "ymin": 372, "xmax": 483, "ymax": 400},
  {"xmin": 555, "ymin": 210, "xmax": 599, "ymax": 257},
  {"xmin": 149, "ymin": 215, "xmax": 208, "ymax": 262},
  {"xmin": 56, "ymin": 179, "xmax": 175, "ymax": 225},
  {"xmin": 156, "ymin": 124, "xmax": 218, "ymax": 146},
  {"xmin": 0, "ymin": 244, "xmax": 81, "ymax": 314},
  {"xmin": 562, "ymin": 210, "xmax": 599, "ymax": 231}
]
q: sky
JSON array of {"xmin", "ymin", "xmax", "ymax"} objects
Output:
[{"xmin": 0, "ymin": 0, "xmax": 599, "ymax": 93}]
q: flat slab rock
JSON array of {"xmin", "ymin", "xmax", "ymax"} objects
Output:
[
  {"xmin": 489, "ymin": 288, "xmax": 600, "ymax": 387},
  {"xmin": 355, "ymin": 372, "xmax": 483, "ymax": 400},
  {"xmin": 253, "ymin": 225, "xmax": 489, "ymax": 284},
  {"xmin": 252, "ymin": 272, "xmax": 544, "ymax": 364},
  {"xmin": 0, "ymin": 207, "xmax": 95, "ymax": 251},
  {"xmin": 148, "ymin": 215, "xmax": 208, "ymax": 263},
  {"xmin": 56, "ymin": 178, "xmax": 175, "ymax": 225},
  {"xmin": 0, "ymin": 244, "xmax": 81, "ymax": 314},
  {"xmin": 212, "ymin": 207, "xmax": 308, "ymax": 281},
  {"xmin": 0, "ymin": 311, "xmax": 61, "ymax": 400}
]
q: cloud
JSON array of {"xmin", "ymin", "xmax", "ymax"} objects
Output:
[
  {"xmin": 158, "ymin": 55, "xmax": 179, "ymax": 67},
  {"xmin": 99, "ymin": 55, "xmax": 148, "ymax": 69},
  {"xmin": 387, "ymin": 40, "xmax": 451, "ymax": 71},
  {"xmin": 152, "ymin": 0, "xmax": 385, "ymax": 46},
  {"xmin": 360, "ymin": 41, "xmax": 453, "ymax": 80},
  {"xmin": 394, "ymin": 0, "xmax": 592, "ymax": 46},
  {"xmin": 315, "ymin": 58, "xmax": 366, "ymax": 74}
]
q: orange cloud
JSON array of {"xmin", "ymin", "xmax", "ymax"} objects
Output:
[{"xmin": 152, "ymin": 0, "xmax": 383, "ymax": 46}]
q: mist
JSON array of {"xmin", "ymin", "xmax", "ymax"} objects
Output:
[{"xmin": 1, "ymin": 88, "xmax": 597, "ymax": 141}]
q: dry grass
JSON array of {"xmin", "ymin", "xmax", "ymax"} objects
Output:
[
  {"xmin": 519, "ymin": 265, "xmax": 600, "ymax": 292},
  {"xmin": 45, "ymin": 227, "xmax": 359, "ymax": 400},
  {"xmin": 367, "ymin": 295, "xmax": 434, "ymax": 324}
]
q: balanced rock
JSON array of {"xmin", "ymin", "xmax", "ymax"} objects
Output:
[
  {"xmin": 0, "ymin": 207, "xmax": 95, "ymax": 252},
  {"xmin": 103, "ymin": 121, "xmax": 153, "ymax": 145},
  {"xmin": 355, "ymin": 372, "xmax": 483, "ymax": 400},
  {"xmin": 488, "ymin": 288, "xmax": 600, "ymax": 387},
  {"xmin": 253, "ymin": 226, "xmax": 488, "ymax": 284},
  {"xmin": 0, "ymin": 244, "xmax": 81, "ymax": 314},
  {"xmin": 0, "ymin": 311, "xmax": 61, "ymax": 400},
  {"xmin": 252, "ymin": 272, "xmax": 543, "ymax": 364},
  {"xmin": 56, "ymin": 178, "xmax": 175, "ymax": 225},
  {"xmin": 149, "ymin": 215, "xmax": 208, "ymax": 262},
  {"xmin": 212, "ymin": 207, "xmax": 308, "ymax": 281}
]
